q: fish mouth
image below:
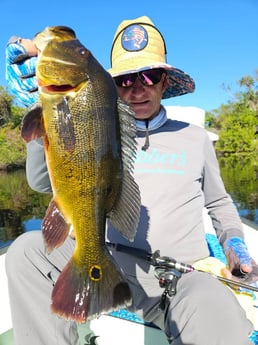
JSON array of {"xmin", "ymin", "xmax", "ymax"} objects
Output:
[
  {"xmin": 38, "ymin": 80, "xmax": 85, "ymax": 94},
  {"xmin": 41, "ymin": 84, "xmax": 75, "ymax": 93}
]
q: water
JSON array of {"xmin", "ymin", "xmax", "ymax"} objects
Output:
[
  {"xmin": 0, "ymin": 170, "xmax": 51, "ymax": 250},
  {"xmin": 0, "ymin": 154, "xmax": 257, "ymax": 249},
  {"xmin": 218, "ymin": 154, "xmax": 258, "ymax": 225}
]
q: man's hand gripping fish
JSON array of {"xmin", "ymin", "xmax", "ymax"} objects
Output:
[{"xmin": 21, "ymin": 26, "xmax": 141, "ymax": 323}]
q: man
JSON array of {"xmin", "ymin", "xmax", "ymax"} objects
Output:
[{"xmin": 5, "ymin": 16, "xmax": 257, "ymax": 344}]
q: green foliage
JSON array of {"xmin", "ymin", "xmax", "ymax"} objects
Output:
[
  {"xmin": 0, "ymin": 125, "xmax": 26, "ymax": 168},
  {"xmin": 9, "ymin": 105, "xmax": 26, "ymax": 128},
  {"xmin": 0, "ymin": 86, "xmax": 25, "ymax": 128},
  {"xmin": 0, "ymin": 87, "xmax": 27, "ymax": 169},
  {"xmin": 237, "ymin": 73, "xmax": 258, "ymax": 111},
  {"xmin": 215, "ymin": 104, "xmax": 257, "ymax": 154},
  {"xmin": 207, "ymin": 71, "xmax": 258, "ymax": 155},
  {"xmin": 0, "ymin": 86, "xmax": 13, "ymax": 126},
  {"xmin": 206, "ymin": 103, "xmax": 235, "ymax": 131}
]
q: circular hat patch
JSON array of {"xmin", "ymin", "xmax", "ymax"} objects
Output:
[{"xmin": 121, "ymin": 24, "xmax": 148, "ymax": 51}]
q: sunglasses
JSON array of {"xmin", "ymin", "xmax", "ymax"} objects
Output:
[{"xmin": 114, "ymin": 69, "xmax": 166, "ymax": 88}]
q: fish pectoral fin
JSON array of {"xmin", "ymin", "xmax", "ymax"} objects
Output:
[
  {"xmin": 108, "ymin": 171, "xmax": 141, "ymax": 242},
  {"xmin": 21, "ymin": 103, "xmax": 45, "ymax": 142},
  {"xmin": 42, "ymin": 198, "xmax": 70, "ymax": 253}
]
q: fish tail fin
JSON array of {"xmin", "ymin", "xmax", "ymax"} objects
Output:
[
  {"xmin": 42, "ymin": 199, "xmax": 70, "ymax": 253},
  {"xmin": 51, "ymin": 250, "xmax": 131, "ymax": 323}
]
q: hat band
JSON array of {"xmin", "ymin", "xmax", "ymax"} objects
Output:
[{"xmin": 110, "ymin": 22, "xmax": 167, "ymax": 68}]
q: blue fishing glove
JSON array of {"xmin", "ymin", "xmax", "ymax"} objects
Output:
[
  {"xmin": 224, "ymin": 237, "xmax": 258, "ymax": 283},
  {"xmin": 5, "ymin": 37, "xmax": 39, "ymax": 107}
]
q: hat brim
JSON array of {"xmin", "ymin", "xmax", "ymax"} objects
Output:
[{"xmin": 108, "ymin": 63, "xmax": 195, "ymax": 99}]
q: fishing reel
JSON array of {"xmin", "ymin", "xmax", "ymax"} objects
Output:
[
  {"xmin": 151, "ymin": 251, "xmax": 183, "ymax": 310},
  {"xmin": 151, "ymin": 250, "xmax": 192, "ymax": 310},
  {"xmin": 154, "ymin": 267, "xmax": 182, "ymax": 296},
  {"xmin": 154, "ymin": 267, "xmax": 182, "ymax": 310}
]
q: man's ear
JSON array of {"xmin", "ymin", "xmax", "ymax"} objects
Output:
[{"xmin": 162, "ymin": 74, "xmax": 170, "ymax": 93}]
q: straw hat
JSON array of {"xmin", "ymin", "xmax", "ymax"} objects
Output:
[{"xmin": 109, "ymin": 16, "xmax": 195, "ymax": 99}]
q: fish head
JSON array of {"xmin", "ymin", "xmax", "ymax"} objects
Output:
[
  {"xmin": 33, "ymin": 25, "xmax": 77, "ymax": 52},
  {"xmin": 36, "ymin": 38, "xmax": 91, "ymax": 94},
  {"xmin": 35, "ymin": 26, "xmax": 117, "ymax": 99}
]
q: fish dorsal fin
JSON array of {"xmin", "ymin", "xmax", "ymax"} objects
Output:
[
  {"xmin": 108, "ymin": 98, "xmax": 141, "ymax": 242},
  {"xmin": 21, "ymin": 103, "xmax": 45, "ymax": 142}
]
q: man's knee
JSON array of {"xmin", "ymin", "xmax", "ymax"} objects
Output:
[{"xmin": 5, "ymin": 231, "xmax": 42, "ymax": 277}]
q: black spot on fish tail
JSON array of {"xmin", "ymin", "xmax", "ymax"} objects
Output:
[
  {"xmin": 42, "ymin": 199, "xmax": 70, "ymax": 253},
  {"xmin": 51, "ymin": 253, "xmax": 132, "ymax": 323},
  {"xmin": 89, "ymin": 265, "xmax": 102, "ymax": 281},
  {"xmin": 56, "ymin": 97, "xmax": 76, "ymax": 151}
]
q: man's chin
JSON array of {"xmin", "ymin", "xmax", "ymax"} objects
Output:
[
  {"xmin": 134, "ymin": 115, "xmax": 151, "ymax": 120},
  {"xmin": 133, "ymin": 109, "xmax": 152, "ymax": 120}
]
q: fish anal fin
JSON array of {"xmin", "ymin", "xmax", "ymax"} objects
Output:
[
  {"xmin": 42, "ymin": 199, "xmax": 70, "ymax": 253},
  {"xmin": 51, "ymin": 252, "xmax": 132, "ymax": 323},
  {"xmin": 21, "ymin": 103, "xmax": 45, "ymax": 142},
  {"xmin": 108, "ymin": 171, "xmax": 141, "ymax": 241}
]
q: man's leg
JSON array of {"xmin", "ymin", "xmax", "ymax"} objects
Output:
[
  {"xmin": 5, "ymin": 231, "xmax": 79, "ymax": 345},
  {"xmin": 113, "ymin": 252, "xmax": 254, "ymax": 345},
  {"xmin": 163, "ymin": 271, "xmax": 254, "ymax": 345}
]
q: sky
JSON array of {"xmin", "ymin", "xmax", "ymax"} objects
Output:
[{"xmin": 0, "ymin": 0, "xmax": 257, "ymax": 112}]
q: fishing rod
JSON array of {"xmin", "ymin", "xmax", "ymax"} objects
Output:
[
  {"xmin": 107, "ymin": 243, "xmax": 258, "ymax": 296},
  {"xmin": 149, "ymin": 249, "xmax": 258, "ymax": 294}
]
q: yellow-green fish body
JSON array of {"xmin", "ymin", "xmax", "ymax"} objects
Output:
[{"xmin": 21, "ymin": 26, "xmax": 141, "ymax": 323}]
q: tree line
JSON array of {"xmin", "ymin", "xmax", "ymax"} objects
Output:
[
  {"xmin": 0, "ymin": 86, "xmax": 27, "ymax": 169},
  {"xmin": 205, "ymin": 71, "xmax": 258, "ymax": 156}
]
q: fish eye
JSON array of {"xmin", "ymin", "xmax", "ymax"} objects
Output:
[{"xmin": 79, "ymin": 48, "xmax": 88, "ymax": 56}]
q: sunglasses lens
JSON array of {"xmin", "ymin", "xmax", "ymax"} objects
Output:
[
  {"xmin": 114, "ymin": 74, "xmax": 137, "ymax": 87},
  {"xmin": 140, "ymin": 69, "xmax": 164, "ymax": 86}
]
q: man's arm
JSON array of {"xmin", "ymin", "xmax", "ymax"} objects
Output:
[
  {"xmin": 26, "ymin": 138, "xmax": 52, "ymax": 193},
  {"xmin": 202, "ymin": 135, "xmax": 244, "ymax": 241}
]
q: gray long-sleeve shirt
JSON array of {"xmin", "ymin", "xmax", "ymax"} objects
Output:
[{"xmin": 26, "ymin": 119, "xmax": 244, "ymax": 264}]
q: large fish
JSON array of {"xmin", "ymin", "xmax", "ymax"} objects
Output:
[{"xmin": 21, "ymin": 26, "xmax": 141, "ymax": 323}]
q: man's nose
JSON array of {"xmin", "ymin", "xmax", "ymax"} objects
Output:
[{"xmin": 132, "ymin": 76, "xmax": 146, "ymax": 90}]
